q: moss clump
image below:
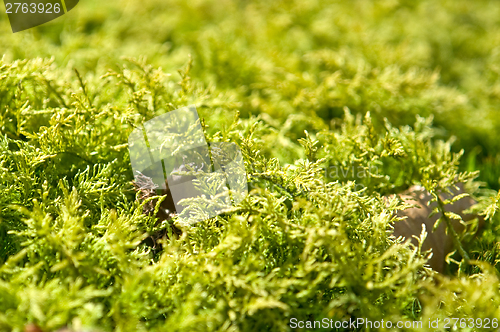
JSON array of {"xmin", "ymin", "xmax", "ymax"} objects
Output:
[{"xmin": 1, "ymin": 1, "xmax": 500, "ymax": 331}]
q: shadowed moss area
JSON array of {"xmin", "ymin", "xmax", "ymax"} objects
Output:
[{"xmin": 1, "ymin": 0, "xmax": 500, "ymax": 331}]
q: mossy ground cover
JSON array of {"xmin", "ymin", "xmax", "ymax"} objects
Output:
[{"xmin": 1, "ymin": 0, "xmax": 500, "ymax": 331}]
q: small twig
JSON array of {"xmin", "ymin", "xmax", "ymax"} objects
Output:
[{"xmin": 435, "ymin": 193, "xmax": 471, "ymax": 263}]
